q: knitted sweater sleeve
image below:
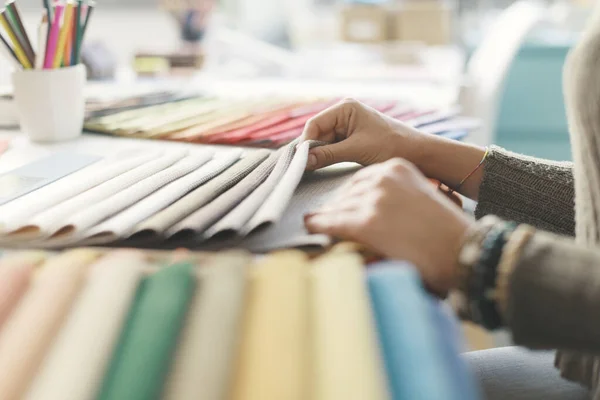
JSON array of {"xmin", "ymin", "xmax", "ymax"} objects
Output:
[{"xmin": 475, "ymin": 145, "xmax": 575, "ymax": 236}]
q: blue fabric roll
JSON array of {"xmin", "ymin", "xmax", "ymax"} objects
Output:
[{"xmin": 367, "ymin": 261, "xmax": 471, "ymax": 400}]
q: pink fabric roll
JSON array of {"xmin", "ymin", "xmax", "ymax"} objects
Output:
[{"xmin": 0, "ymin": 249, "xmax": 99, "ymax": 400}]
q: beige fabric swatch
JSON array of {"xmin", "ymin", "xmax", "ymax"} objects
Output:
[
  {"xmin": 203, "ymin": 142, "xmax": 298, "ymax": 239},
  {"xmin": 163, "ymin": 252, "xmax": 249, "ymax": 400},
  {"xmin": 17, "ymin": 151, "xmax": 188, "ymax": 239},
  {"xmin": 0, "ymin": 249, "xmax": 100, "ymax": 400},
  {"xmin": 82, "ymin": 151, "xmax": 242, "ymax": 244},
  {"xmin": 310, "ymin": 252, "xmax": 390, "ymax": 400},
  {"xmin": 47, "ymin": 154, "xmax": 203, "ymax": 240},
  {"xmin": 130, "ymin": 150, "xmax": 270, "ymax": 240},
  {"xmin": 168, "ymin": 150, "xmax": 280, "ymax": 240},
  {"xmin": 0, "ymin": 264, "xmax": 33, "ymax": 331},
  {"xmin": 25, "ymin": 251, "xmax": 147, "ymax": 400},
  {"xmin": 243, "ymin": 140, "xmax": 316, "ymax": 235},
  {"xmin": 0, "ymin": 150, "xmax": 163, "ymax": 233},
  {"xmin": 230, "ymin": 251, "xmax": 309, "ymax": 400}
]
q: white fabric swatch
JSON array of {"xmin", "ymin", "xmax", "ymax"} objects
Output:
[
  {"xmin": 0, "ymin": 150, "xmax": 164, "ymax": 232},
  {"xmin": 243, "ymin": 140, "xmax": 311, "ymax": 235},
  {"xmin": 18, "ymin": 150, "xmax": 188, "ymax": 239},
  {"xmin": 48, "ymin": 155, "xmax": 205, "ymax": 239},
  {"xmin": 81, "ymin": 150, "xmax": 242, "ymax": 244}
]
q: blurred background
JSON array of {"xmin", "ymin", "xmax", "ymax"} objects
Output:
[{"xmin": 3, "ymin": 0, "xmax": 595, "ymax": 162}]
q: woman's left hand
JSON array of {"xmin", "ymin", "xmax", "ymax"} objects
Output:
[{"xmin": 304, "ymin": 158, "xmax": 474, "ymax": 294}]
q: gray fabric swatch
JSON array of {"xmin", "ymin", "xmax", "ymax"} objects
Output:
[
  {"xmin": 202, "ymin": 142, "xmax": 298, "ymax": 239},
  {"xmin": 129, "ymin": 150, "xmax": 270, "ymax": 241},
  {"xmin": 243, "ymin": 140, "xmax": 320, "ymax": 235},
  {"xmin": 197, "ymin": 163, "xmax": 360, "ymax": 252},
  {"xmin": 168, "ymin": 150, "xmax": 280, "ymax": 240}
]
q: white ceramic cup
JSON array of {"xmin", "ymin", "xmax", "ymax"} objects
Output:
[{"xmin": 12, "ymin": 64, "xmax": 86, "ymax": 142}]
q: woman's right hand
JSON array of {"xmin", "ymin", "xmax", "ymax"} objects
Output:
[{"xmin": 301, "ymin": 99, "xmax": 426, "ymax": 170}]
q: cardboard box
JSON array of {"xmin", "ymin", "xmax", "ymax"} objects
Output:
[
  {"xmin": 340, "ymin": 4, "xmax": 390, "ymax": 43},
  {"xmin": 393, "ymin": 1, "xmax": 453, "ymax": 45}
]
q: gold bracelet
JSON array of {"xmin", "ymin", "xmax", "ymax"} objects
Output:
[
  {"xmin": 448, "ymin": 146, "xmax": 490, "ymax": 195},
  {"xmin": 495, "ymin": 224, "xmax": 536, "ymax": 317}
]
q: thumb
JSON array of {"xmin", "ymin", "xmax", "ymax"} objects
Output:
[{"xmin": 307, "ymin": 141, "xmax": 356, "ymax": 170}]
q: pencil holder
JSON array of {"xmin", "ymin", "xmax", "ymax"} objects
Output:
[{"xmin": 12, "ymin": 64, "xmax": 86, "ymax": 142}]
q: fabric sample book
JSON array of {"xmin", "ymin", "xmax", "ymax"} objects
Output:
[
  {"xmin": 231, "ymin": 251, "xmax": 309, "ymax": 400},
  {"xmin": 98, "ymin": 262, "xmax": 196, "ymax": 400},
  {"xmin": 367, "ymin": 263, "xmax": 456, "ymax": 400},
  {"xmin": 130, "ymin": 150, "xmax": 270, "ymax": 241},
  {"xmin": 163, "ymin": 252, "xmax": 249, "ymax": 400},
  {"xmin": 0, "ymin": 249, "xmax": 99, "ymax": 400},
  {"xmin": 25, "ymin": 251, "xmax": 147, "ymax": 400},
  {"xmin": 310, "ymin": 252, "xmax": 390, "ymax": 400}
]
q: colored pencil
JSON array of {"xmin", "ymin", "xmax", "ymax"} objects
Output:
[
  {"xmin": 35, "ymin": 12, "xmax": 48, "ymax": 69},
  {"xmin": 80, "ymin": 1, "xmax": 94, "ymax": 42},
  {"xmin": 0, "ymin": 11, "xmax": 31, "ymax": 69},
  {"xmin": 0, "ymin": 30, "xmax": 21, "ymax": 69},
  {"xmin": 6, "ymin": 1, "xmax": 35, "ymax": 66},
  {"xmin": 53, "ymin": 2, "xmax": 74, "ymax": 68},
  {"xmin": 64, "ymin": 22, "xmax": 72, "ymax": 66},
  {"xmin": 43, "ymin": 0, "xmax": 54, "ymax": 24},
  {"xmin": 44, "ymin": 3, "xmax": 63, "ymax": 69},
  {"xmin": 71, "ymin": 0, "xmax": 81, "ymax": 64}
]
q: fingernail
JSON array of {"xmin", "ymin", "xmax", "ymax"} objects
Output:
[
  {"xmin": 304, "ymin": 212, "xmax": 315, "ymax": 220},
  {"xmin": 307, "ymin": 154, "xmax": 317, "ymax": 169}
]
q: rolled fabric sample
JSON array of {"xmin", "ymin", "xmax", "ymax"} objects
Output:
[
  {"xmin": 25, "ymin": 251, "xmax": 147, "ymax": 400},
  {"xmin": 21, "ymin": 150, "xmax": 187, "ymax": 239},
  {"xmin": 427, "ymin": 298, "xmax": 481, "ymax": 400},
  {"xmin": 130, "ymin": 150, "xmax": 270, "ymax": 240},
  {"xmin": 48, "ymin": 155, "xmax": 205, "ymax": 239},
  {"xmin": 168, "ymin": 151, "xmax": 279, "ymax": 240},
  {"xmin": 0, "ymin": 249, "xmax": 99, "ymax": 400},
  {"xmin": 243, "ymin": 140, "xmax": 318, "ymax": 235},
  {"xmin": 310, "ymin": 252, "xmax": 390, "ymax": 400},
  {"xmin": 97, "ymin": 262, "xmax": 196, "ymax": 400},
  {"xmin": 367, "ymin": 262, "xmax": 455, "ymax": 400},
  {"xmin": 0, "ymin": 263, "xmax": 34, "ymax": 331},
  {"xmin": 0, "ymin": 149, "xmax": 163, "ymax": 233},
  {"xmin": 83, "ymin": 151, "xmax": 242, "ymax": 244},
  {"xmin": 230, "ymin": 251, "xmax": 309, "ymax": 400},
  {"xmin": 204, "ymin": 141, "xmax": 298, "ymax": 239},
  {"xmin": 163, "ymin": 251, "xmax": 249, "ymax": 400}
]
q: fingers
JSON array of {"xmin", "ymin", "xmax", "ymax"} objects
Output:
[
  {"xmin": 304, "ymin": 211, "xmax": 358, "ymax": 239},
  {"xmin": 306, "ymin": 140, "xmax": 358, "ymax": 170},
  {"xmin": 301, "ymin": 99, "xmax": 359, "ymax": 142}
]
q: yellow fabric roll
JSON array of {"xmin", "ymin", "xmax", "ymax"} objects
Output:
[
  {"xmin": 0, "ymin": 249, "xmax": 99, "ymax": 400},
  {"xmin": 310, "ymin": 253, "xmax": 390, "ymax": 400},
  {"xmin": 25, "ymin": 250, "xmax": 147, "ymax": 400},
  {"xmin": 163, "ymin": 252, "xmax": 249, "ymax": 400},
  {"xmin": 230, "ymin": 251, "xmax": 310, "ymax": 400}
]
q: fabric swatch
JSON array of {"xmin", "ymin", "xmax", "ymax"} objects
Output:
[
  {"xmin": 427, "ymin": 298, "xmax": 481, "ymax": 400},
  {"xmin": 130, "ymin": 150, "xmax": 269, "ymax": 241},
  {"xmin": 243, "ymin": 140, "xmax": 312, "ymax": 235},
  {"xmin": 202, "ymin": 163, "xmax": 360, "ymax": 252},
  {"xmin": 367, "ymin": 262, "xmax": 455, "ymax": 400},
  {"xmin": 163, "ymin": 252, "xmax": 249, "ymax": 400},
  {"xmin": 82, "ymin": 151, "xmax": 242, "ymax": 244},
  {"xmin": 310, "ymin": 252, "xmax": 390, "ymax": 400},
  {"xmin": 97, "ymin": 262, "xmax": 196, "ymax": 400},
  {"xmin": 230, "ymin": 251, "xmax": 309, "ymax": 400},
  {"xmin": 47, "ymin": 155, "xmax": 206, "ymax": 241},
  {"xmin": 167, "ymin": 150, "xmax": 279, "ymax": 240},
  {"xmin": 0, "ymin": 250, "xmax": 99, "ymax": 400},
  {"xmin": 25, "ymin": 251, "xmax": 147, "ymax": 400},
  {"xmin": 0, "ymin": 150, "xmax": 164, "ymax": 232},
  {"xmin": 18, "ymin": 151, "xmax": 187, "ymax": 239},
  {"xmin": 0, "ymin": 263, "xmax": 33, "ymax": 331},
  {"xmin": 203, "ymin": 142, "xmax": 299, "ymax": 239}
]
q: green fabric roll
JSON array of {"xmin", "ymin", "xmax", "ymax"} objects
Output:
[{"xmin": 97, "ymin": 262, "xmax": 196, "ymax": 400}]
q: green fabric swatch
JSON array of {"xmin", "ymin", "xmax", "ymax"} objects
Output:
[{"xmin": 97, "ymin": 262, "xmax": 196, "ymax": 400}]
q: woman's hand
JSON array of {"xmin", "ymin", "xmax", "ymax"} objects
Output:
[
  {"xmin": 302, "ymin": 98, "xmax": 426, "ymax": 170},
  {"xmin": 304, "ymin": 158, "xmax": 475, "ymax": 294},
  {"xmin": 301, "ymin": 99, "xmax": 488, "ymax": 200}
]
